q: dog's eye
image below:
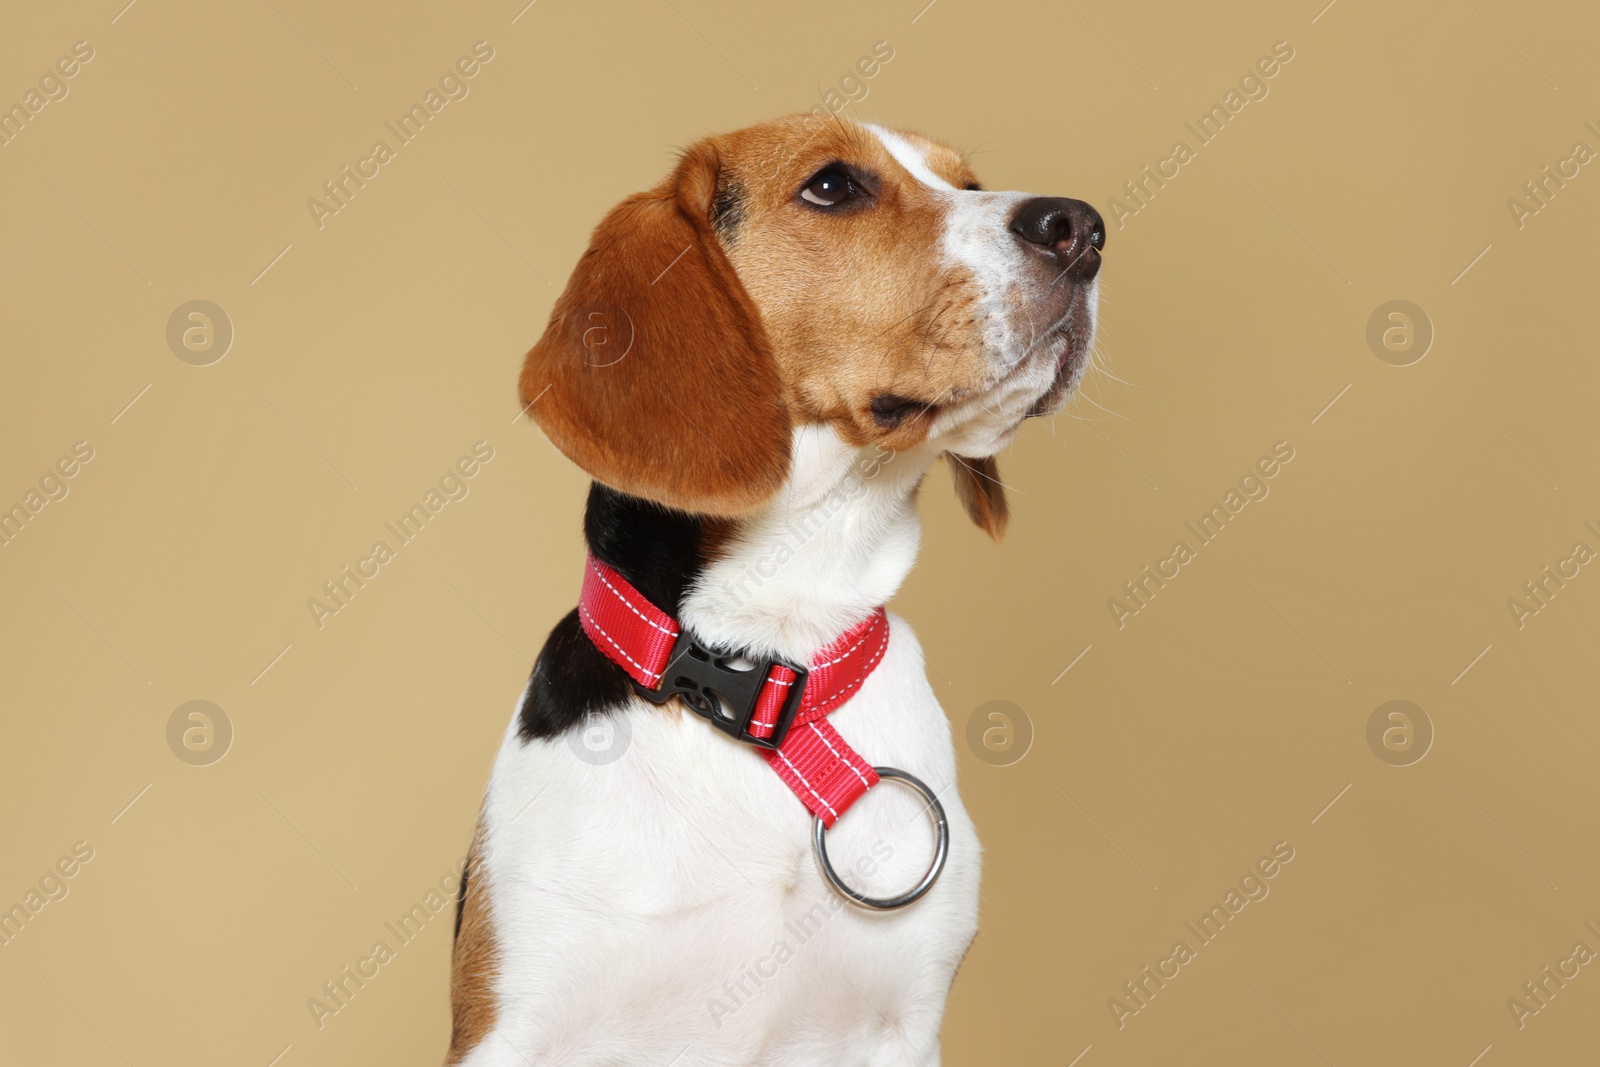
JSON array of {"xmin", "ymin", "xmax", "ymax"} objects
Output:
[{"xmin": 801, "ymin": 169, "xmax": 854, "ymax": 207}]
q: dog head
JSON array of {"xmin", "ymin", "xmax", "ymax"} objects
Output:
[{"xmin": 521, "ymin": 114, "xmax": 1103, "ymax": 536}]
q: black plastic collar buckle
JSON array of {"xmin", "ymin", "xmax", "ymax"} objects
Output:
[{"xmin": 632, "ymin": 631, "xmax": 808, "ymax": 750}]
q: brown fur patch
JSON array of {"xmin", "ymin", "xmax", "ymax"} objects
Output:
[
  {"xmin": 698, "ymin": 513, "xmax": 741, "ymax": 562},
  {"xmin": 446, "ymin": 822, "xmax": 499, "ymax": 1064},
  {"xmin": 946, "ymin": 454, "xmax": 1008, "ymax": 540},
  {"xmin": 520, "ymin": 142, "xmax": 791, "ymax": 516},
  {"xmin": 886, "ymin": 127, "xmax": 980, "ymax": 191},
  {"xmin": 713, "ymin": 117, "xmax": 992, "ymax": 448}
]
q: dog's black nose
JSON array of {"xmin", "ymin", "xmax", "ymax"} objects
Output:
[{"xmin": 1010, "ymin": 197, "xmax": 1105, "ymax": 282}]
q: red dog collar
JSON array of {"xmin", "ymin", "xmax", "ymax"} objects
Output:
[{"xmin": 578, "ymin": 553, "xmax": 888, "ymax": 826}]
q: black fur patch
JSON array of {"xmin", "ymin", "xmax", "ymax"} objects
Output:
[
  {"xmin": 516, "ymin": 484, "xmax": 707, "ymax": 742},
  {"xmin": 710, "ymin": 179, "xmax": 745, "ymax": 243}
]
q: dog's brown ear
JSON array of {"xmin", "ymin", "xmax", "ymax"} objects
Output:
[
  {"xmin": 946, "ymin": 453, "xmax": 1008, "ymax": 541},
  {"xmin": 519, "ymin": 142, "xmax": 790, "ymax": 516}
]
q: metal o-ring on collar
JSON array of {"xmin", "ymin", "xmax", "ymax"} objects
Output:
[{"xmin": 812, "ymin": 767, "xmax": 949, "ymax": 911}]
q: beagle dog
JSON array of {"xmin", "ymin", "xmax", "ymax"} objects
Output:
[{"xmin": 447, "ymin": 114, "xmax": 1103, "ymax": 1066}]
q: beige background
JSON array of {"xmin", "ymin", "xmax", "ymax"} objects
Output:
[{"xmin": 2, "ymin": 0, "xmax": 1597, "ymax": 1064}]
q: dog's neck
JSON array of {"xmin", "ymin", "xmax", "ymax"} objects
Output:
[
  {"xmin": 519, "ymin": 428, "xmax": 937, "ymax": 743},
  {"xmin": 588, "ymin": 426, "xmax": 940, "ymax": 661}
]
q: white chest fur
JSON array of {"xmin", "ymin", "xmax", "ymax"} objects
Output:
[{"xmin": 463, "ymin": 428, "xmax": 981, "ymax": 1066}]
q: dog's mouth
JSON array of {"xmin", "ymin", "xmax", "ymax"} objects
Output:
[
  {"xmin": 882, "ymin": 284, "xmax": 1096, "ymax": 439},
  {"xmin": 1027, "ymin": 345, "xmax": 1088, "ymax": 418},
  {"xmin": 1018, "ymin": 290, "xmax": 1095, "ymax": 418}
]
